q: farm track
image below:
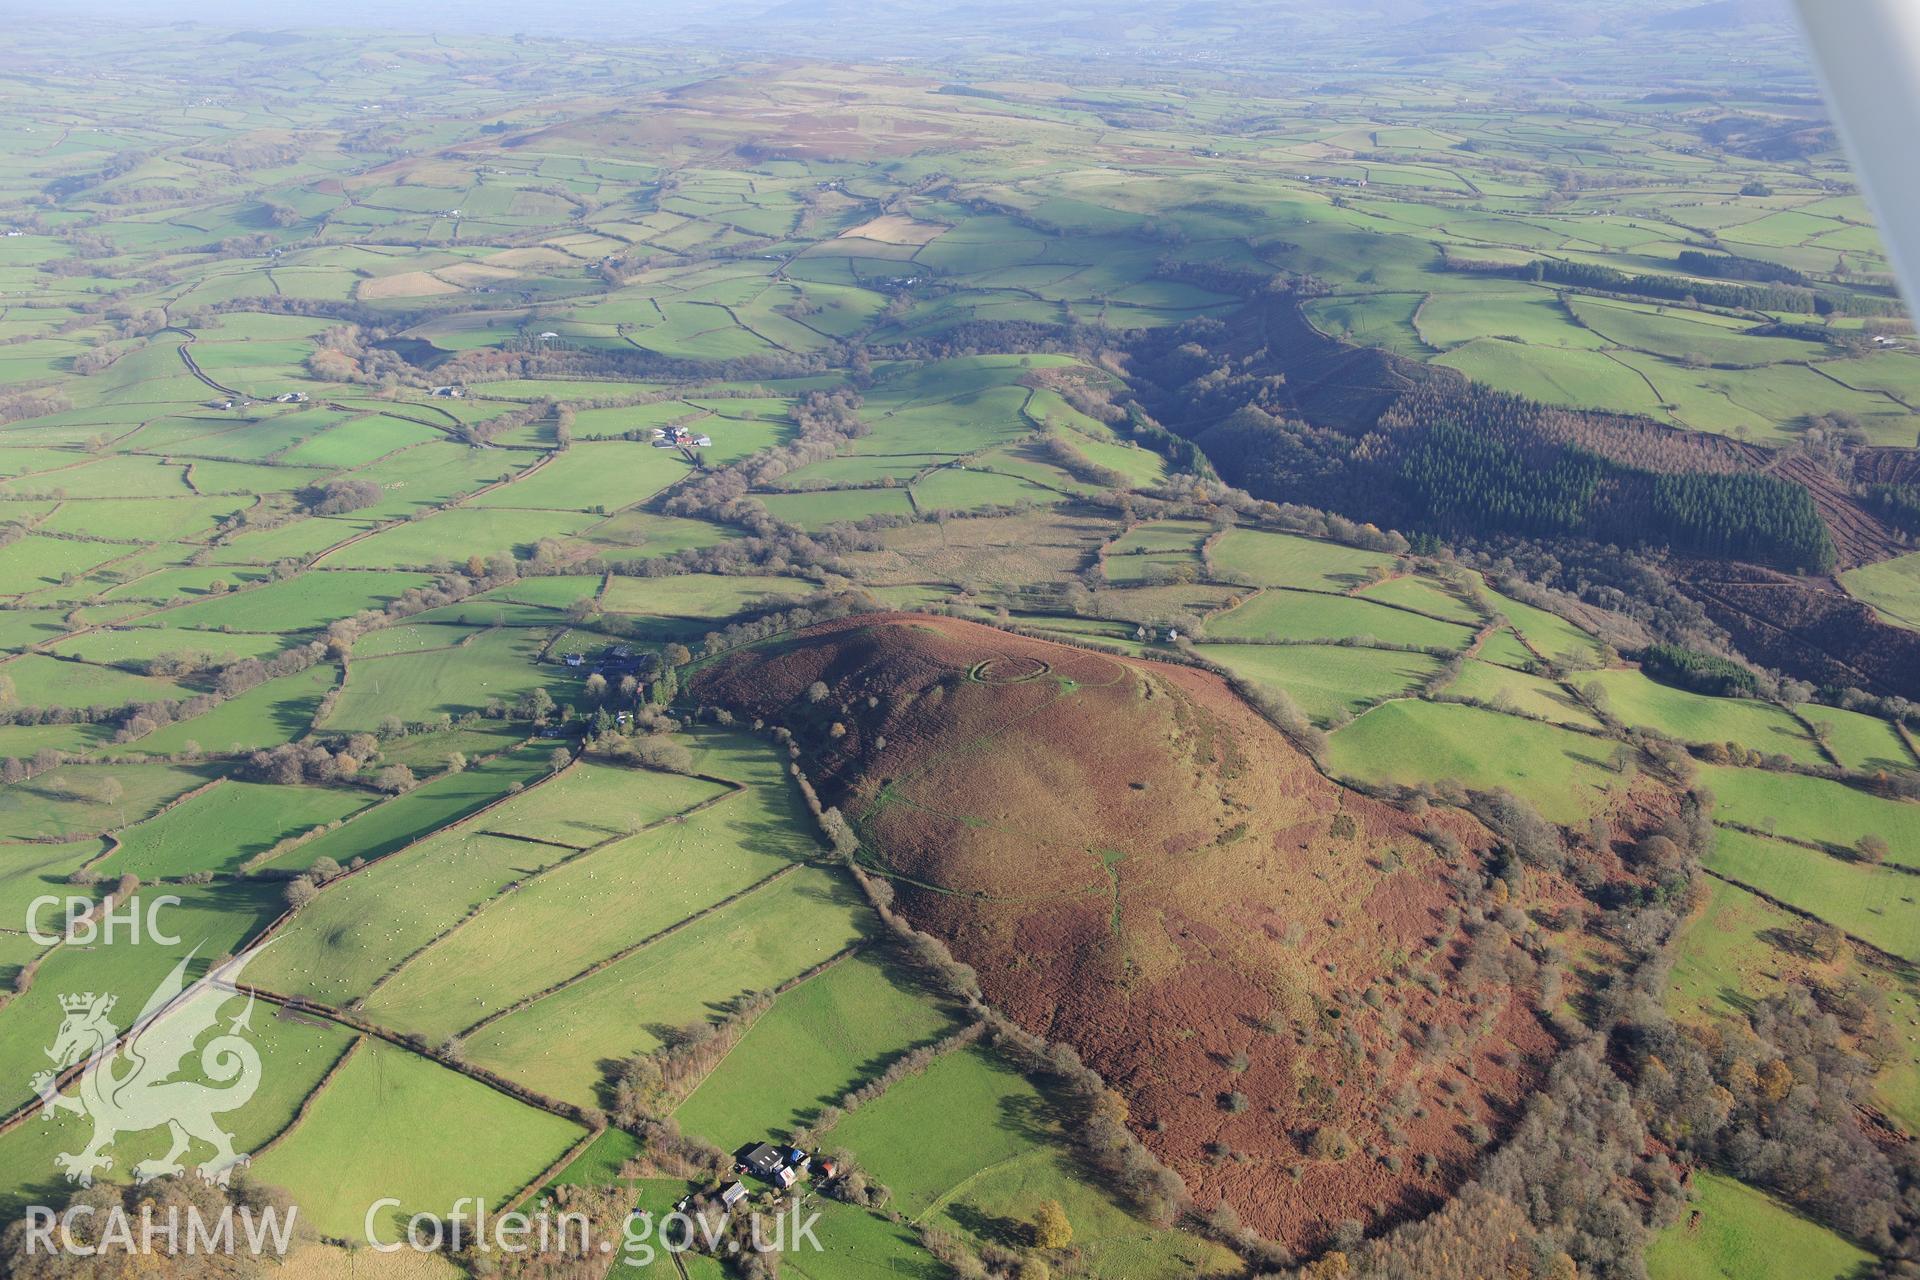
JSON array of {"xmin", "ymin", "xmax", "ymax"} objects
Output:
[{"xmin": 167, "ymin": 329, "xmax": 248, "ymax": 400}]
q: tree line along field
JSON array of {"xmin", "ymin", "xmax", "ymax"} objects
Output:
[{"xmin": 0, "ymin": 15, "xmax": 1915, "ymax": 1280}]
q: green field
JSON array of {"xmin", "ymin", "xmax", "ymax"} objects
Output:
[
  {"xmin": 465, "ymin": 866, "xmax": 869, "ymax": 1106},
  {"xmin": 1587, "ymin": 670, "xmax": 1822, "ymax": 765},
  {"xmin": 0, "ymin": 761, "xmax": 220, "ymax": 840},
  {"xmin": 155, "ymin": 572, "xmax": 437, "ymax": 634},
  {"xmin": 0, "ymin": 992, "xmax": 357, "ymax": 1219},
  {"xmin": 268, "ymin": 743, "xmax": 551, "ymax": 872},
  {"xmin": 1208, "ymin": 590, "xmax": 1474, "ymax": 649},
  {"xmin": 1208, "ymin": 529, "xmax": 1396, "ymax": 591},
  {"xmin": 326, "ymin": 627, "xmax": 565, "ymax": 729},
  {"xmin": 103, "ymin": 780, "xmax": 372, "ymax": 878},
  {"xmin": 250, "ymin": 1038, "xmax": 586, "ymax": 1242},
  {"xmin": 0, "ymin": 883, "xmax": 282, "ymax": 1115},
  {"xmin": 673, "ymin": 952, "xmax": 960, "ymax": 1145},
  {"xmin": 1645, "ymin": 1173, "xmax": 1871, "ymax": 1280},
  {"xmin": 1706, "ymin": 827, "xmax": 1920, "ymax": 962},
  {"xmin": 1843, "ymin": 551, "xmax": 1920, "ymax": 630},
  {"xmin": 1442, "ymin": 658, "xmax": 1604, "ymax": 728},
  {"xmin": 0, "ymin": 18, "xmax": 1911, "ymax": 1280},
  {"xmin": 360, "ymin": 772, "xmax": 799, "ymax": 1042},
  {"xmin": 1198, "ymin": 642, "xmax": 1442, "ymax": 723},
  {"xmin": 1326, "ymin": 700, "xmax": 1618, "ymax": 822},
  {"xmin": 1701, "ymin": 764, "xmax": 1920, "ymax": 867},
  {"xmin": 821, "ymin": 1046, "xmax": 1238, "ymax": 1278}
]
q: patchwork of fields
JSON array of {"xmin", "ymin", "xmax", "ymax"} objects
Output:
[{"xmin": 0, "ymin": 14, "xmax": 1914, "ymax": 1280}]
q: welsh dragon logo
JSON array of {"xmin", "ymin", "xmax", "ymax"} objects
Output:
[{"xmin": 31, "ymin": 948, "xmax": 264, "ymax": 1187}]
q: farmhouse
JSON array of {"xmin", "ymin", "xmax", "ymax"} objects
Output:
[{"xmin": 739, "ymin": 1143, "xmax": 786, "ymax": 1180}]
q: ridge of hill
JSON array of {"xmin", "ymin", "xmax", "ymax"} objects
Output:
[{"xmin": 695, "ymin": 613, "xmax": 1585, "ymax": 1248}]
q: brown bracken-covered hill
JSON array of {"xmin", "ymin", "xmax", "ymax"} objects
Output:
[{"xmin": 694, "ymin": 613, "xmax": 1568, "ymax": 1249}]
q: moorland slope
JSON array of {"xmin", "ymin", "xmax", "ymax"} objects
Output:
[{"xmin": 696, "ymin": 613, "xmax": 1572, "ymax": 1247}]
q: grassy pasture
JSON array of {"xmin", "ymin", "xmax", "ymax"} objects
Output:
[
  {"xmin": 1479, "ymin": 586, "xmax": 1604, "ymax": 665},
  {"xmin": 599, "ymin": 573, "xmax": 817, "ymax": 620},
  {"xmin": 464, "ymin": 865, "xmax": 868, "ymax": 1107},
  {"xmin": 326, "ymin": 627, "xmax": 562, "ymax": 730},
  {"xmin": 39, "ymin": 495, "xmax": 249, "ymax": 542},
  {"xmin": 360, "ymin": 722, "xmax": 530, "ymax": 771},
  {"xmin": 1796, "ymin": 703, "xmax": 1915, "ymax": 773},
  {"xmin": 1666, "ymin": 877, "xmax": 1796, "ymax": 1029},
  {"xmin": 279, "ymin": 413, "xmax": 445, "ymax": 468},
  {"xmin": 49, "ymin": 626, "xmax": 290, "ymax": 667},
  {"xmin": 250, "ymin": 1038, "xmax": 585, "ymax": 1243},
  {"xmin": 0, "ymin": 541, "xmax": 125, "ymax": 602},
  {"xmin": 0, "ymin": 994, "xmax": 357, "ymax": 1220},
  {"xmin": 546, "ymin": 1126, "xmax": 642, "ymax": 1191},
  {"xmin": 582, "ymin": 510, "xmax": 742, "ymax": 561},
  {"xmin": 158, "ymin": 571, "xmax": 435, "ymax": 634},
  {"xmin": 1327, "ymin": 700, "xmax": 1617, "ymax": 822},
  {"xmin": 0, "ymin": 838, "xmax": 104, "ymax": 936},
  {"xmin": 209, "ymin": 516, "xmax": 378, "ymax": 565},
  {"xmin": 320, "ymin": 508, "xmax": 599, "ymax": 569},
  {"xmin": 1707, "ymin": 827, "xmax": 1920, "ymax": 962},
  {"xmin": 1472, "ymin": 624, "xmax": 1537, "ymax": 667},
  {"xmin": 469, "ymin": 441, "xmax": 688, "ymax": 512},
  {"xmin": 1843, "ymin": 551, "xmax": 1920, "ymax": 630},
  {"xmin": 0, "ymin": 653, "xmax": 186, "ymax": 707},
  {"xmin": 138, "ymin": 661, "xmax": 340, "ymax": 754},
  {"xmin": 757, "ymin": 488, "xmax": 916, "ymax": 528},
  {"xmin": 1197, "ymin": 642, "xmax": 1441, "ymax": 724},
  {"xmin": 0, "ymin": 882, "xmax": 282, "ymax": 1115},
  {"xmin": 0, "ymin": 761, "xmax": 219, "ymax": 840},
  {"xmin": 673, "ymin": 952, "xmax": 959, "ymax": 1145},
  {"xmin": 1644, "ymin": 1173, "xmax": 1871, "ymax": 1280},
  {"xmin": 0, "ymin": 721, "xmax": 116, "ymax": 758},
  {"xmin": 821, "ymin": 1046, "xmax": 1238, "ymax": 1278},
  {"xmin": 1207, "ymin": 528, "xmax": 1395, "ymax": 591},
  {"xmin": 1442, "ymin": 658, "xmax": 1603, "ymax": 728},
  {"xmin": 475, "ymin": 760, "xmax": 726, "ymax": 844},
  {"xmin": 351, "ymin": 621, "xmax": 489, "ymax": 658},
  {"xmin": 1355, "ymin": 573, "xmax": 1481, "ymax": 624},
  {"xmin": 249, "ymin": 821, "xmax": 589, "ymax": 1007},
  {"xmin": 1303, "ymin": 291, "xmax": 1427, "ymax": 355},
  {"xmin": 1586, "ymin": 670, "xmax": 1821, "ymax": 765},
  {"xmin": 479, "ymin": 573, "xmax": 601, "ymax": 611},
  {"xmin": 1436, "ymin": 338, "xmax": 1662, "ymax": 413},
  {"xmin": 780, "ymin": 1200, "xmax": 946, "ymax": 1280},
  {"xmin": 270, "ymin": 744, "xmax": 551, "ymax": 873},
  {"xmin": 1415, "ymin": 289, "xmax": 1602, "ymax": 350},
  {"xmin": 103, "ymin": 780, "xmax": 371, "ymax": 879},
  {"xmin": 1700, "ymin": 765, "xmax": 1920, "ymax": 868},
  {"xmin": 1208, "ymin": 589, "xmax": 1474, "ymax": 649},
  {"xmin": 360, "ymin": 776, "xmax": 796, "ymax": 1042}
]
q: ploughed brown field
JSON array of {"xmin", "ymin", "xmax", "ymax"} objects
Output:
[{"xmin": 696, "ymin": 614, "xmax": 1574, "ymax": 1249}]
